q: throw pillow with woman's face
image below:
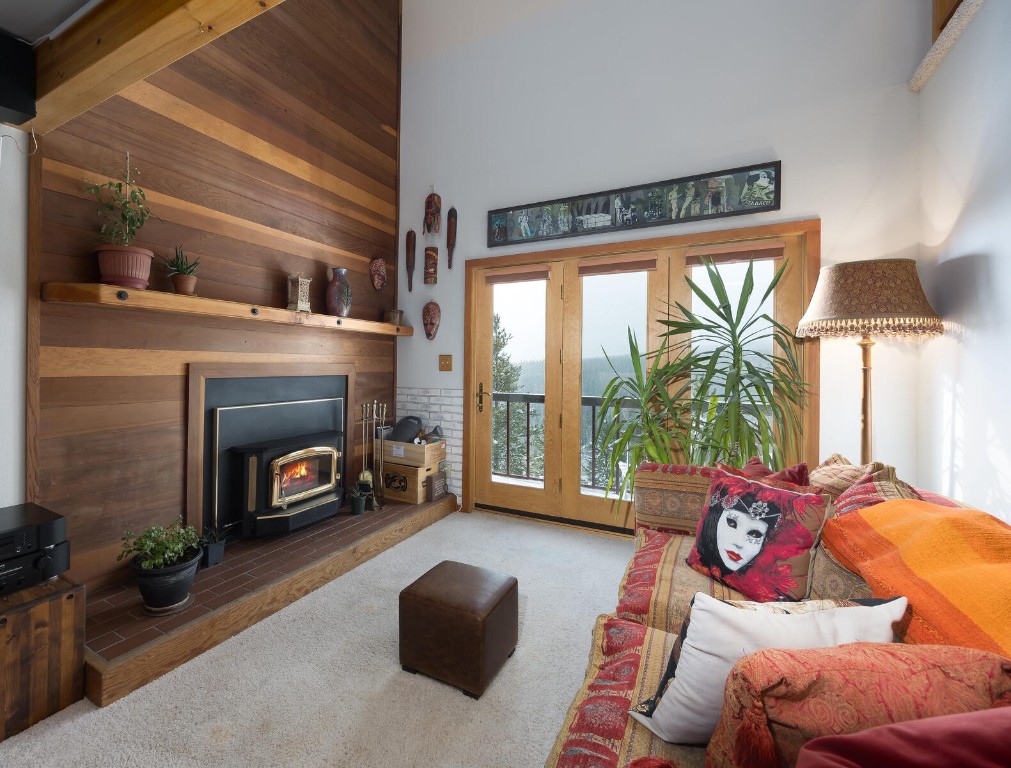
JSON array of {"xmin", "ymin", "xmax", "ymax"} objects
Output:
[
  {"xmin": 687, "ymin": 468, "xmax": 829, "ymax": 602},
  {"xmin": 714, "ymin": 503, "xmax": 779, "ymax": 573}
]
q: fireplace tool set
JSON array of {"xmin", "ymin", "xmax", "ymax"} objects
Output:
[{"xmin": 357, "ymin": 401, "xmax": 387, "ymax": 509}]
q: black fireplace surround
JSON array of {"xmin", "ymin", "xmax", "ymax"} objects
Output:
[
  {"xmin": 202, "ymin": 375, "xmax": 348, "ymax": 538},
  {"xmin": 229, "ymin": 430, "xmax": 343, "ymax": 536}
]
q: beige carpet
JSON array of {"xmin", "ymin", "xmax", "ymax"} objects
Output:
[{"xmin": 0, "ymin": 510, "xmax": 633, "ymax": 768}]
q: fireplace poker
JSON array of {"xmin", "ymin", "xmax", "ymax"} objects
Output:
[
  {"xmin": 376, "ymin": 402, "xmax": 382, "ymax": 503},
  {"xmin": 359, "ymin": 403, "xmax": 373, "ymax": 490},
  {"xmin": 371, "ymin": 400, "xmax": 383, "ymax": 508}
]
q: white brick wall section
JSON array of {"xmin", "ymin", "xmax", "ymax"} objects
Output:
[{"xmin": 396, "ymin": 387, "xmax": 464, "ymax": 498}]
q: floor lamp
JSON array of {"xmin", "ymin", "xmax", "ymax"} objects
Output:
[{"xmin": 796, "ymin": 258, "xmax": 943, "ymax": 464}]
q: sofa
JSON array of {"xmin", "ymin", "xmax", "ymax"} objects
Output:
[{"xmin": 544, "ymin": 457, "xmax": 1011, "ymax": 768}]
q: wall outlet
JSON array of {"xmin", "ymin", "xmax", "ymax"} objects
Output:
[{"xmin": 438, "ymin": 355, "xmax": 452, "ymax": 371}]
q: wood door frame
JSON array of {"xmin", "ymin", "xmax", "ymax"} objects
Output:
[{"xmin": 463, "ymin": 218, "xmax": 822, "ymax": 516}]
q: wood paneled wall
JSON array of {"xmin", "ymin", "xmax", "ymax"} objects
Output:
[{"xmin": 29, "ymin": 0, "xmax": 401, "ymax": 590}]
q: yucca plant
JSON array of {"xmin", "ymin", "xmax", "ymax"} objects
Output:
[
  {"xmin": 595, "ymin": 258, "xmax": 808, "ymax": 502},
  {"xmin": 660, "ymin": 258, "xmax": 807, "ymax": 469},
  {"xmin": 595, "ymin": 330, "xmax": 691, "ymax": 504}
]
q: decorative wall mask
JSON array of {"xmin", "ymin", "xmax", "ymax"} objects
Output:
[
  {"xmin": 424, "ymin": 247, "xmax": 438, "ymax": 285},
  {"xmin": 406, "ymin": 229, "xmax": 416, "ymax": 292},
  {"xmin": 447, "ymin": 207, "xmax": 457, "ymax": 269},
  {"xmin": 369, "ymin": 257, "xmax": 387, "ymax": 291},
  {"xmin": 422, "ymin": 301, "xmax": 441, "ymax": 340},
  {"xmin": 424, "ymin": 191, "xmax": 441, "ymax": 234}
]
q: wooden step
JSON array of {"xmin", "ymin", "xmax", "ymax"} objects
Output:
[{"xmin": 84, "ymin": 497, "xmax": 456, "ymax": 706}]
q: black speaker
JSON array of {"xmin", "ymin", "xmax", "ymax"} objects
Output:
[{"xmin": 0, "ymin": 30, "xmax": 35, "ymax": 125}]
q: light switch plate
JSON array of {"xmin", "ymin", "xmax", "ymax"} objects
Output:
[{"xmin": 438, "ymin": 355, "xmax": 453, "ymax": 371}]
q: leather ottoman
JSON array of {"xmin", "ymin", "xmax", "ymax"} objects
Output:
[{"xmin": 399, "ymin": 560, "xmax": 518, "ymax": 698}]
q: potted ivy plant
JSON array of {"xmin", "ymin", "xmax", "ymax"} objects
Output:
[
  {"xmin": 118, "ymin": 517, "xmax": 201, "ymax": 615},
  {"xmin": 85, "ymin": 151, "xmax": 154, "ymax": 289},
  {"xmin": 162, "ymin": 245, "xmax": 200, "ymax": 296}
]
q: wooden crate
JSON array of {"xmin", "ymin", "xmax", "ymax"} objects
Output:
[
  {"xmin": 378, "ymin": 439, "xmax": 446, "ymax": 468},
  {"xmin": 426, "ymin": 470, "xmax": 448, "ymax": 502},
  {"xmin": 1, "ymin": 577, "xmax": 85, "ymax": 741},
  {"xmin": 381, "ymin": 461, "xmax": 443, "ymax": 504}
]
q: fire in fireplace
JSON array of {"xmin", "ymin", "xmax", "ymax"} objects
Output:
[
  {"xmin": 230, "ymin": 431, "xmax": 344, "ymax": 536},
  {"xmin": 273, "ymin": 448, "xmax": 338, "ymax": 507}
]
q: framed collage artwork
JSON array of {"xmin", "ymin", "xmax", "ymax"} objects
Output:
[{"xmin": 487, "ymin": 161, "xmax": 781, "ymax": 248}]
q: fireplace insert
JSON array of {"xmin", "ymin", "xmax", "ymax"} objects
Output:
[{"xmin": 229, "ymin": 430, "xmax": 343, "ymax": 536}]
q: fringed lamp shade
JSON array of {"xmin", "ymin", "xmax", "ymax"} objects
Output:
[
  {"xmin": 797, "ymin": 259, "xmax": 943, "ymax": 338},
  {"xmin": 796, "ymin": 258, "xmax": 942, "ymax": 464}
]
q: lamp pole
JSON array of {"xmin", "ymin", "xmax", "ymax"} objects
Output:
[{"xmin": 858, "ymin": 335, "xmax": 874, "ymax": 464}]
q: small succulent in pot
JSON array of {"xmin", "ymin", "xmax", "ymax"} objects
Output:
[
  {"xmin": 162, "ymin": 245, "xmax": 199, "ymax": 276},
  {"xmin": 162, "ymin": 245, "xmax": 200, "ymax": 295}
]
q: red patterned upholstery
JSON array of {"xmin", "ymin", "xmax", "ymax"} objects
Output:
[
  {"xmin": 545, "ymin": 615, "xmax": 692, "ymax": 768},
  {"xmin": 633, "ymin": 464, "xmax": 713, "ymax": 535},
  {"xmin": 707, "ymin": 642, "xmax": 1011, "ymax": 768},
  {"xmin": 831, "ymin": 467, "xmax": 921, "ymax": 516},
  {"xmin": 616, "ymin": 528, "xmax": 744, "ymax": 633}
]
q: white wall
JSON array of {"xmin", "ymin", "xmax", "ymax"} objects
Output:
[
  {"xmin": 0, "ymin": 130, "xmax": 28, "ymax": 506},
  {"xmin": 399, "ymin": 0, "xmax": 931, "ymax": 477},
  {"xmin": 918, "ymin": 1, "xmax": 1011, "ymax": 520}
]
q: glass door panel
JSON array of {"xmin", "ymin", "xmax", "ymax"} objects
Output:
[
  {"xmin": 491, "ymin": 281, "xmax": 546, "ymax": 488},
  {"xmin": 579, "ymin": 271, "xmax": 648, "ymax": 495}
]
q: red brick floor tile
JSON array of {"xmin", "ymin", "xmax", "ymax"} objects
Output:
[{"xmin": 85, "ymin": 502, "xmax": 431, "ymax": 663}]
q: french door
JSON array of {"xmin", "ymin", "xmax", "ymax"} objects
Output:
[
  {"xmin": 463, "ymin": 220, "xmax": 821, "ymax": 530},
  {"xmin": 467, "ymin": 255, "xmax": 664, "ymax": 529}
]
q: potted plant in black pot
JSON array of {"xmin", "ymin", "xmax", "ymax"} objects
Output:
[
  {"xmin": 200, "ymin": 527, "xmax": 226, "ymax": 569},
  {"xmin": 347, "ymin": 484, "xmax": 367, "ymax": 515},
  {"xmin": 118, "ymin": 517, "xmax": 201, "ymax": 616}
]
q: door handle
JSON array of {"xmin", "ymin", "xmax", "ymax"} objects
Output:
[{"xmin": 476, "ymin": 382, "xmax": 485, "ymax": 413}]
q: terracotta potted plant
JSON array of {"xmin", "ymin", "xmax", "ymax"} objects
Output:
[
  {"xmin": 85, "ymin": 151, "xmax": 154, "ymax": 289},
  {"xmin": 118, "ymin": 517, "xmax": 202, "ymax": 615},
  {"xmin": 162, "ymin": 245, "xmax": 200, "ymax": 295}
]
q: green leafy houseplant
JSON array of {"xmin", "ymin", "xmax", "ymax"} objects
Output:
[
  {"xmin": 162, "ymin": 245, "xmax": 199, "ymax": 276},
  {"xmin": 594, "ymin": 330, "xmax": 689, "ymax": 505},
  {"xmin": 85, "ymin": 152, "xmax": 152, "ymax": 246},
  {"xmin": 596, "ymin": 258, "xmax": 808, "ymax": 501},
  {"xmin": 118, "ymin": 517, "xmax": 200, "ymax": 570}
]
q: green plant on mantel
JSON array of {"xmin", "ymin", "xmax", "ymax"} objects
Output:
[
  {"xmin": 118, "ymin": 517, "xmax": 200, "ymax": 570},
  {"xmin": 84, "ymin": 151, "xmax": 152, "ymax": 245},
  {"xmin": 162, "ymin": 245, "xmax": 199, "ymax": 276}
]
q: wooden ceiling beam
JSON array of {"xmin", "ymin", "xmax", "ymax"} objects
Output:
[{"xmin": 29, "ymin": 0, "xmax": 286, "ymax": 134}]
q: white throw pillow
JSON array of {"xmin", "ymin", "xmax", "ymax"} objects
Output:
[{"xmin": 628, "ymin": 591, "xmax": 908, "ymax": 744}]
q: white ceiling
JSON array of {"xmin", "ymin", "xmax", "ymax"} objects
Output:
[{"xmin": 0, "ymin": 0, "xmax": 102, "ymax": 45}]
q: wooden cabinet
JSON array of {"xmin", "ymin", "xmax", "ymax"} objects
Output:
[{"xmin": 1, "ymin": 577, "xmax": 84, "ymax": 741}]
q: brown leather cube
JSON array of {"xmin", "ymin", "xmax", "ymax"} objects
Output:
[{"xmin": 399, "ymin": 560, "xmax": 518, "ymax": 698}]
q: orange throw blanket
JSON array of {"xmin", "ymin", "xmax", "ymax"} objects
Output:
[{"xmin": 822, "ymin": 499, "xmax": 1011, "ymax": 656}]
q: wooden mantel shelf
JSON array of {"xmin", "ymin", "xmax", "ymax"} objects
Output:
[{"xmin": 41, "ymin": 283, "xmax": 413, "ymax": 337}]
